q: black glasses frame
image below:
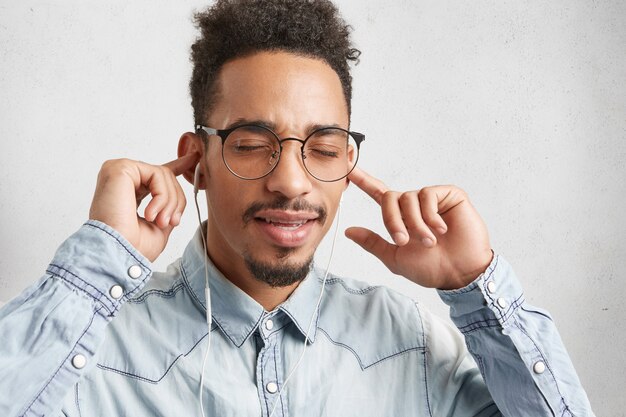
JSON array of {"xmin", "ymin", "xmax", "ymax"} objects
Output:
[{"xmin": 195, "ymin": 123, "xmax": 365, "ymax": 182}]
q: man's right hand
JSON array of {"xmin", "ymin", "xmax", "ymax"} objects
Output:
[{"xmin": 89, "ymin": 153, "xmax": 200, "ymax": 262}]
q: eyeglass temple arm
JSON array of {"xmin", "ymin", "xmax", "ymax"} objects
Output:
[{"xmin": 195, "ymin": 125, "xmax": 218, "ymax": 136}]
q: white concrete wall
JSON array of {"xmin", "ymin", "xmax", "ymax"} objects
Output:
[{"xmin": 1, "ymin": 1, "xmax": 624, "ymax": 415}]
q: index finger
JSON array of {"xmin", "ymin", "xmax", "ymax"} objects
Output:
[
  {"xmin": 348, "ymin": 167, "xmax": 389, "ymax": 205},
  {"xmin": 163, "ymin": 152, "xmax": 201, "ymax": 176}
]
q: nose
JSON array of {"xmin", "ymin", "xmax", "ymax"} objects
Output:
[{"xmin": 265, "ymin": 141, "xmax": 313, "ymax": 199}]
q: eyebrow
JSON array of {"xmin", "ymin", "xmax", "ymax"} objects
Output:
[{"xmin": 224, "ymin": 118, "xmax": 344, "ymax": 136}]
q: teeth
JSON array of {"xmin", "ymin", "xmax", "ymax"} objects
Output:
[{"xmin": 262, "ymin": 218, "xmax": 307, "ymax": 227}]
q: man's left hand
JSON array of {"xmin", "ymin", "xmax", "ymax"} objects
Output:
[{"xmin": 345, "ymin": 167, "xmax": 493, "ymax": 290}]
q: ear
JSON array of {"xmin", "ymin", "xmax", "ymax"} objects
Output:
[{"xmin": 177, "ymin": 132, "xmax": 205, "ymax": 187}]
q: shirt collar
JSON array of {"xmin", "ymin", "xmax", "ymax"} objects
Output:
[
  {"xmin": 181, "ymin": 223, "xmax": 324, "ymax": 346},
  {"xmin": 278, "ymin": 266, "xmax": 323, "ymax": 343}
]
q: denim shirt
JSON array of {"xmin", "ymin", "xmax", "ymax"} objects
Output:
[{"xmin": 0, "ymin": 220, "xmax": 594, "ymax": 417}]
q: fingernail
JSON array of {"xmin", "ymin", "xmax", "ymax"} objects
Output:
[
  {"xmin": 422, "ymin": 237, "xmax": 435, "ymax": 247},
  {"xmin": 172, "ymin": 212, "xmax": 181, "ymax": 224},
  {"xmin": 437, "ymin": 227, "xmax": 447, "ymax": 235},
  {"xmin": 392, "ymin": 232, "xmax": 408, "ymax": 244}
]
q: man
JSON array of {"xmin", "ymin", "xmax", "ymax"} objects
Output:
[{"xmin": 0, "ymin": 0, "xmax": 594, "ymax": 416}]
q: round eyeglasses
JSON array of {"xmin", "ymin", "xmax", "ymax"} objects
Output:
[{"xmin": 196, "ymin": 124, "xmax": 365, "ymax": 182}]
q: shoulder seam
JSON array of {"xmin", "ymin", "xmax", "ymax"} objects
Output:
[
  {"xmin": 128, "ymin": 281, "xmax": 186, "ymax": 304},
  {"xmin": 96, "ymin": 329, "xmax": 214, "ymax": 383},
  {"xmin": 322, "ymin": 275, "xmax": 380, "ymax": 295},
  {"xmin": 316, "ymin": 327, "xmax": 425, "ymax": 371}
]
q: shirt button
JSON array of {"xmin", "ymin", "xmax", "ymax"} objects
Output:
[
  {"xmin": 266, "ymin": 382, "xmax": 278, "ymax": 394},
  {"xmin": 128, "ymin": 265, "xmax": 142, "ymax": 279},
  {"xmin": 110, "ymin": 285, "xmax": 124, "ymax": 299},
  {"xmin": 486, "ymin": 281, "xmax": 496, "ymax": 294},
  {"xmin": 265, "ymin": 319, "xmax": 274, "ymax": 331},
  {"xmin": 533, "ymin": 361, "xmax": 546, "ymax": 374},
  {"xmin": 497, "ymin": 298, "xmax": 507, "ymax": 309},
  {"xmin": 72, "ymin": 354, "xmax": 87, "ymax": 369}
]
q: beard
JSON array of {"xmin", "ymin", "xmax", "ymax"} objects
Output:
[{"xmin": 244, "ymin": 249, "xmax": 314, "ymax": 287}]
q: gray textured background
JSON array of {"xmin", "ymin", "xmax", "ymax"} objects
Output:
[{"xmin": 1, "ymin": 1, "xmax": 624, "ymax": 415}]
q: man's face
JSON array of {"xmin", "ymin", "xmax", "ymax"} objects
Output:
[{"xmin": 201, "ymin": 51, "xmax": 349, "ymax": 289}]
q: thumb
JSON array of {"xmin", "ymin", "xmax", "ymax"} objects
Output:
[{"xmin": 345, "ymin": 226, "xmax": 397, "ymax": 267}]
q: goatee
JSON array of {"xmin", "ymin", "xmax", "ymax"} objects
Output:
[{"xmin": 244, "ymin": 252, "xmax": 313, "ymax": 287}]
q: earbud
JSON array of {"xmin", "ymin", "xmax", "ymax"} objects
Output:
[{"xmin": 193, "ymin": 164, "xmax": 201, "ymax": 195}]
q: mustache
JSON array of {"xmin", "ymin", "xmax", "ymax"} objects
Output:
[{"xmin": 242, "ymin": 197, "xmax": 327, "ymax": 225}]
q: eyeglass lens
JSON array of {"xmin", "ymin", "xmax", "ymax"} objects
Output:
[{"xmin": 222, "ymin": 125, "xmax": 359, "ymax": 181}]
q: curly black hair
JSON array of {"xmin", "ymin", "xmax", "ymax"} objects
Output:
[{"xmin": 189, "ymin": 0, "xmax": 361, "ymax": 125}]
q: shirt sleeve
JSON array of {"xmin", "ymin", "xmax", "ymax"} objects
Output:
[
  {"xmin": 0, "ymin": 220, "xmax": 153, "ymax": 417},
  {"xmin": 437, "ymin": 253, "xmax": 595, "ymax": 417}
]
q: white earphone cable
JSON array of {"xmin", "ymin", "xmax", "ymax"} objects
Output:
[{"xmin": 195, "ymin": 188, "xmax": 212, "ymax": 417}]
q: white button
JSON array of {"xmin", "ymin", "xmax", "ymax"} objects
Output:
[
  {"xmin": 266, "ymin": 382, "xmax": 278, "ymax": 394},
  {"xmin": 72, "ymin": 354, "xmax": 87, "ymax": 369},
  {"xmin": 110, "ymin": 285, "xmax": 124, "ymax": 299},
  {"xmin": 486, "ymin": 281, "xmax": 496, "ymax": 294},
  {"xmin": 533, "ymin": 361, "xmax": 546, "ymax": 374},
  {"xmin": 497, "ymin": 298, "xmax": 507, "ymax": 309},
  {"xmin": 265, "ymin": 319, "xmax": 274, "ymax": 331},
  {"xmin": 128, "ymin": 265, "xmax": 142, "ymax": 279}
]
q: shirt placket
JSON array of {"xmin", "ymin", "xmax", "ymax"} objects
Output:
[{"xmin": 256, "ymin": 312, "xmax": 288, "ymax": 417}]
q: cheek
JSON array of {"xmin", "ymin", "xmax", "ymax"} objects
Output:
[
  {"xmin": 210, "ymin": 189, "xmax": 238, "ymax": 216},
  {"xmin": 320, "ymin": 187, "xmax": 344, "ymax": 223},
  {"xmin": 205, "ymin": 169, "xmax": 245, "ymax": 224}
]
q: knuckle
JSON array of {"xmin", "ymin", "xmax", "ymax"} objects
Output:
[
  {"xmin": 101, "ymin": 158, "xmax": 133, "ymax": 173},
  {"xmin": 457, "ymin": 187, "xmax": 469, "ymax": 199},
  {"xmin": 98, "ymin": 159, "xmax": 126, "ymax": 180},
  {"xmin": 382, "ymin": 190, "xmax": 399, "ymax": 202},
  {"xmin": 446, "ymin": 185, "xmax": 468, "ymax": 201},
  {"xmin": 446, "ymin": 184, "xmax": 464, "ymax": 194},
  {"xmin": 99, "ymin": 159, "xmax": 117, "ymax": 173},
  {"xmin": 417, "ymin": 187, "xmax": 431, "ymax": 199},
  {"xmin": 398, "ymin": 192, "xmax": 412, "ymax": 203}
]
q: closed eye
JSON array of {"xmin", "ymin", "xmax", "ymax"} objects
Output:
[{"xmin": 311, "ymin": 148, "xmax": 339, "ymax": 158}]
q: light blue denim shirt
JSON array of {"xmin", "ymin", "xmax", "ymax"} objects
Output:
[{"xmin": 0, "ymin": 220, "xmax": 594, "ymax": 416}]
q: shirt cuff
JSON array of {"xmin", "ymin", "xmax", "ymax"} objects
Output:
[
  {"xmin": 437, "ymin": 253, "xmax": 525, "ymax": 330},
  {"xmin": 46, "ymin": 220, "xmax": 153, "ymax": 318}
]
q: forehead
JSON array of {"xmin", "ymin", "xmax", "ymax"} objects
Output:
[{"xmin": 208, "ymin": 51, "xmax": 349, "ymax": 131}]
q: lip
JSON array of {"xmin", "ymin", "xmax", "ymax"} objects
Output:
[{"xmin": 252, "ymin": 210, "xmax": 320, "ymax": 247}]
